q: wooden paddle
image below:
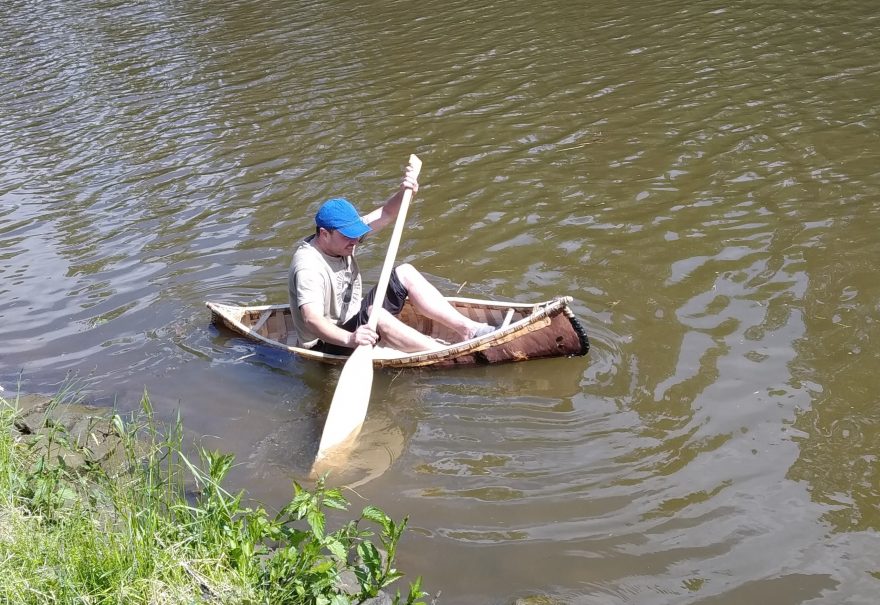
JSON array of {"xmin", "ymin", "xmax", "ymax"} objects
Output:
[{"xmin": 315, "ymin": 154, "xmax": 422, "ymax": 461}]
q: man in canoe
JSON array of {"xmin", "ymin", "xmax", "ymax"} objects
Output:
[{"xmin": 288, "ymin": 163, "xmax": 496, "ymax": 355}]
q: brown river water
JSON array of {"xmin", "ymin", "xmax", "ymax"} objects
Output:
[{"xmin": 2, "ymin": 0, "xmax": 879, "ymax": 603}]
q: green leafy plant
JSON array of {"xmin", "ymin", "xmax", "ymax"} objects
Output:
[{"xmin": 0, "ymin": 388, "xmax": 429, "ymax": 604}]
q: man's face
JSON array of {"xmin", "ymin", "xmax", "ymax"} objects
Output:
[{"xmin": 317, "ymin": 228, "xmax": 360, "ymax": 257}]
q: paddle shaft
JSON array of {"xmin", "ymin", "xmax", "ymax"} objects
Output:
[{"xmin": 365, "ymin": 157, "xmax": 420, "ymax": 332}]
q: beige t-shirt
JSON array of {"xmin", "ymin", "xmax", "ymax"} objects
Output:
[{"xmin": 288, "ymin": 235, "xmax": 362, "ymax": 348}]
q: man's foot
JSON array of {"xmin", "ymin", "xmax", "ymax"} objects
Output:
[{"xmin": 471, "ymin": 323, "xmax": 497, "ymax": 339}]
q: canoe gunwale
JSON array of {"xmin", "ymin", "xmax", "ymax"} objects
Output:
[{"xmin": 206, "ymin": 295, "xmax": 588, "ymax": 368}]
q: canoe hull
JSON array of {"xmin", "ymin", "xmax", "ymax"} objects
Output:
[{"xmin": 206, "ymin": 296, "xmax": 588, "ymax": 369}]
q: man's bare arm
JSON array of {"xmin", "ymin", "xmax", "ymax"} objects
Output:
[
  {"xmin": 362, "ymin": 161, "xmax": 420, "ymax": 232},
  {"xmin": 300, "ymin": 303, "xmax": 377, "ymax": 347}
]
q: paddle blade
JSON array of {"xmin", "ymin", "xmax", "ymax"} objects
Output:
[{"xmin": 316, "ymin": 345, "xmax": 374, "ymax": 460}]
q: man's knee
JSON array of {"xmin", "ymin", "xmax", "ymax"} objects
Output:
[{"xmin": 394, "ymin": 263, "xmax": 419, "ymax": 287}]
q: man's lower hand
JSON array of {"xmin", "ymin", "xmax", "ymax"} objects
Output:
[{"xmin": 350, "ymin": 325, "xmax": 379, "ymax": 348}]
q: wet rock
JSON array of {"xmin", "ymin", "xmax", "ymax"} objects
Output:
[
  {"xmin": 335, "ymin": 570, "xmax": 394, "ymax": 605},
  {"xmin": 4, "ymin": 394, "xmax": 134, "ymax": 473}
]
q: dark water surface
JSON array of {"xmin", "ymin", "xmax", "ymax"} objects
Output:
[{"xmin": 2, "ymin": 0, "xmax": 879, "ymax": 602}]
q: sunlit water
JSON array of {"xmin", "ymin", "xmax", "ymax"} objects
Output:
[{"xmin": 2, "ymin": 0, "xmax": 879, "ymax": 602}]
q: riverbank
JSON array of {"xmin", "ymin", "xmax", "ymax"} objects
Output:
[{"xmin": 0, "ymin": 389, "xmax": 425, "ymax": 604}]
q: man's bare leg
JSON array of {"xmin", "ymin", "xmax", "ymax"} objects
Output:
[
  {"xmin": 373, "ymin": 307, "xmax": 440, "ymax": 352},
  {"xmin": 394, "ymin": 264, "xmax": 491, "ymax": 340}
]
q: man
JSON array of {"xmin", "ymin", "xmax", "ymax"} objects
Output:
[{"xmin": 288, "ymin": 163, "xmax": 495, "ymax": 355}]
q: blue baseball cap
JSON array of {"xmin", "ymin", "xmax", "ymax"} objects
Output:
[{"xmin": 315, "ymin": 198, "xmax": 371, "ymax": 239}]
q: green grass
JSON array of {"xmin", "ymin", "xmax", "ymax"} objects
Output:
[{"xmin": 0, "ymin": 389, "xmax": 427, "ymax": 605}]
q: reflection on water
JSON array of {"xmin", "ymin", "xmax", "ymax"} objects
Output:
[{"xmin": 2, "ymin": 0, "xmax": 880, "ymax": 602}]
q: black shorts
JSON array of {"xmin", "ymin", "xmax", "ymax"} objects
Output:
[{"xmin": 313, "ymin": 267, "xmax": 409, "ymax": 355}]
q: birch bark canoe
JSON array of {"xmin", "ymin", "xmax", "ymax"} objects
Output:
[{"xmin": 206, "ymin": 295, "xmax": 589, "ymax": 368}]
